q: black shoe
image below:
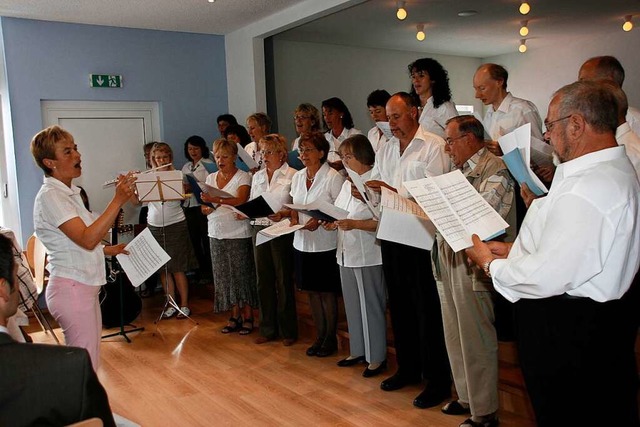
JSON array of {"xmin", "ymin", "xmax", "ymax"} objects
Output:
[
  {"xmin": 306, "ymin": 341, "xmax": 322, "ymax": 356},
  {"xmin": 315, "ymin": 344, "xmax": 337, "ymax": 357},
  {"xmin": 362, "ymin": 360, "xmax": 387, "ymax": 378},
  {"xmin": 413, "ymin": 385, "xmax": 452, "ymax": 409},
  {"xmin": 459, "ymin": 416, "xmax": 499, "ymax": 427},
  {"xmin": 380, "ymin": 372, "xmax": 421, "ymax": 391},
  {"xmin": 442, "ymin": 400, "xmax": 471, "ymax": 415},
  {"xmin": 337, "ymin": 355, "xmax": 366, "ymax": 367}
]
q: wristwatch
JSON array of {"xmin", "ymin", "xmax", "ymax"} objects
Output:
[{"xmin": 481, "ymin": 259, "xmax": 492, "ymax": 278}]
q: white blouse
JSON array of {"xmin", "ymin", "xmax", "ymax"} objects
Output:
[
  {"xmin": 250, "ymin": 162, "xmax": 296, "ymax": 225},
  {"xmin": 325, "ymin": 127, "xmax": 362, "ymax": 163},
  {"xmin": 334, "ymin": 169, "xmax": 382, "ymax": 267},
  {"xmin": 290, "ymin": 162, "xmax": 344, "ymax": 252},
  {"xmin": 205, "ymin": 169, "xmax": 252, "ymax": 239},
  {"xmin": 33, "ymin": 177, "xmax": 105, "ymax": 286},
  {"xmin": 419, "ymin": 97, "xmax": 458, "ymax": 138},
  {"xmin": 181, "ymin": 158, "xmax": 214, "ymax": 208},
  {"xmin": 367, "ymin": 126, "xmax": 388, "ymax": 152}
]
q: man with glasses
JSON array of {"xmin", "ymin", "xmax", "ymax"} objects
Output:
[
  {"xmin": 466, "ymin": 81, "xmax": 640, "ymax": 427},
  {"xmin": 435, "ymin": 116, "xmax": 515, "ymax": 427},
  {"xmin": 367, "ymin": 92, "xmax": 452, "ymax": 409}
]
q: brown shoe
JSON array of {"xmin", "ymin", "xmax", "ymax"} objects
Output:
[
  {"xmin": 254, "ymin": 336, "xmax": 273, "ymax": 344},
  {"xmin": 282, "ymin": 338, "xmax": 296, "ymax": 346}
]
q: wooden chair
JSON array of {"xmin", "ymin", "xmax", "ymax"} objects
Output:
[{"xmin": 24, "ymin": 234, "xmax": 60, "ymax": 344}]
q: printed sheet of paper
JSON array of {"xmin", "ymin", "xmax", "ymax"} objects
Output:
[
  {"xmin": 185, "ymin": 174, "xmax": 213, "ymax": 207},
  {"xmin": 135, "ymin": 170, "xmax": 184, "ymax": 202},
  {"xmin": 498, "ymin": 123, "xmax": 549, "ymax": 196},
  {"xmin": 375, "ymin": 121, "xmax": 393, "ymax": 140},
  {"xmin": 403, "ymin": 170, "xmax": 509, "ymax": 252},
  {"xmin": 284, "ymin": 201, "xmax": 349, "ymax": 222},
  {"xmin": 256, "ymin": 219, "xmax": 304, "ymax": 246},
  {"xmin": 199, "ymin": 182, "xmax": 235, "ymax": 199},
  {"xmin": 236, "ymin": 143, "xmax": 259, "ymax": 169},
  {"xmin": 345, "ymin": 167, "xmax": 380, "ymax": 219},
  {"xmin": 376, "ymin": 187, "xmax": 435, "ymax": 250},
  {"xmin": 116, "ymin": 228, "xmax": 170, "ymax": 287}
]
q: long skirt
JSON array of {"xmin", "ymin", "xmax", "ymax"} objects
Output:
[{"xmin": 210, "ymin": 237, "xmax": 258, "ymax": 313}]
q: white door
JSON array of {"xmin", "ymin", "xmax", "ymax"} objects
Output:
[{"xmin": 42, "ymin": 101, "xmax": 161, "ymax": 225}]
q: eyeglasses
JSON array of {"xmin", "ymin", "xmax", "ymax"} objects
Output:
[
  {"xmin": 259, "ymin": 150, "xmax": 278, "ymax": 156},
  {"xmin": 337, "ymin": 153, "xmax": 354, "ymax": 161},
  {"xmin": 294, "ymin": 115, "xmax": 311, "ymax": 121},
  {"xmin": 298, "ymin": 147, "xmax": 318, "ymax": 154},
  {"xmin": 445, "ymin": 133, "xmax": 468, "ymax": 145},
  {"xmin": 544, "ymin": 115, "xmax": 572, "ymax": 132}
]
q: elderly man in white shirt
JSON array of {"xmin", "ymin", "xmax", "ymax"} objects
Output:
[
  {"xmin": 367, "ymin": 92, "xmax": 452, "ymax": 409},
  {"xmin": 466, "ymin": 81, "xmax": 640, "ymax": 427}
]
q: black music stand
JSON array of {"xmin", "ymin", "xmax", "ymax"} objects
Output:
[{"xmin": 101, "ymin": 227, "xmax": 145, "ymax": 343}]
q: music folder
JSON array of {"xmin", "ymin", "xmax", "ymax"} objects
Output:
[
  {"xmin": 234, "ymin": 193, "xmax": 282, "ymax": 219},
  {"xmin": 185, "ymin": 174, "xmax": 213, "ymax": 207}
]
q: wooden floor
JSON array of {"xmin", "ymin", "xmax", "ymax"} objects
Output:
[{"xmin": 31, "ymin": 294, "xmax": 536, "ymax": 427}]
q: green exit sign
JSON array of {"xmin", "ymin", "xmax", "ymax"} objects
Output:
[{"xmin": 89, "ymin": 74, "xmax": 122, "ymax": 88}]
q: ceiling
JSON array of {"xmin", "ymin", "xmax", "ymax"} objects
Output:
[{"xmin": 0, "ymin": 0, "xmax": 637, "ymax": 58}]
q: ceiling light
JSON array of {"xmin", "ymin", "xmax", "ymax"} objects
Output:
[
  {"xmin": 396, "ymin": 1, "xmax": 407, "ymax": 20},
  {"xmin": 416, "ymin": 24, "xmax": 426, "ymax": 41},
  {"xmin": 520, "ymin": 20, "xmax": 529, "ymax": 37},
  {"xmin": 208, "ymin": 0, "xmax": 215, "ymax": 3},
  {"xmin": 457, "ymin": 10, "xmax": 478, "ymax": 17},
  {"xmin": 519, "ymin": 39, "xmax": 527, "ymax": 53},
  {"xmin": 519, "ymin": 2, "xmax": 530, "ymax": 15},
  {"xmin": 623, "ymin": 15, "xmax": 633, "ymax": 32}
]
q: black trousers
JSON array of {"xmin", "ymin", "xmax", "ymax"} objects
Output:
[
  {"xmin": 515, "ymin": 292, "xmax": 639, "ymax": 427},
  {"xmin": 381, "ymin": 240, "xmax": 451, "ymax": 388}
]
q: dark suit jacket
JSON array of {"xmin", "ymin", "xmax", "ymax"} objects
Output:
[{"xmin": 0, "ymin": 332, "xmax": 116, "ymax": 427}]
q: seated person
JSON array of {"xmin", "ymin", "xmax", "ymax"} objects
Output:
[{"xmin": 0, "ymin": 234, "xmax": 116, "ymax": 427}]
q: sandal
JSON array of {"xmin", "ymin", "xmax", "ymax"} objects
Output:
[
  {"xmin": 221, "ymin": 317, "xmax": 241, "ymax": 334},
  {"xmin": 238, "ymin": 318, "xmax": 254, "ymax": 335}
]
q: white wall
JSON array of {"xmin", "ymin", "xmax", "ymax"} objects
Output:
[
  {"xmin": 272, "ymin": 39, "xmax": 483, "ymax": 143},
  {"xmin": 224, "ymin": 0, "xmax": 366, "ymax": 123},
  {"xmin": 484, "ymin": 30, "xmax": 640, "ymax": 120}
]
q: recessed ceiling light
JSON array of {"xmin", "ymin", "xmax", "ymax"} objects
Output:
[{"xmin": 458, "ymin": 10, "xmax": 478, "ymax": 17}]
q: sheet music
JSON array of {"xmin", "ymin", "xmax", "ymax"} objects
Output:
[
  {"xmin": 345, "ymin": 167, "xmax": 380, "ymax": 219},
  {"xmin": 116, "ymin": 228, "xmax": 170, "ymax": 287},
  {"xmin": 498, "ymin": 123, "xmax": 549, "ymax": 196},
  {"xmin": 135, "ymin": 170, "xmax": 184, "ymax": 202},
  {"xmin": 376, "ymin": 186, "xmax": 435, "ymax": 250},
  {"xmin": 236, "ymin": 143, "xmax": 260, "ymax": 169},
  {"xmin": 256, "ymin": 219, "xmax": 304, "ymax": 245},
  {"xmin": 375, "ymin": 121, "xmax": 393, "ymax": 140},
  {"xmin": 284, "ymin": 200, "xmax": 349, "ymax": 222},
  {"xmin": 380, "ymin": 186, "xmax": 428, "ymax": 218},
  {"xmin": 199, "ymin": 182, "xmax": 235, "ymax": 199},
  {"xmin": 403, "ymin": 170, "xmax": 509, "ymax": 252}
]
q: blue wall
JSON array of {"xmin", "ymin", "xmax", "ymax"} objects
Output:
[{"xmin": 1, "ymin": 18, "xmax": 228, "ymax": 238}]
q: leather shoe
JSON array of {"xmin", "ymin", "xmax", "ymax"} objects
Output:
[
  {"xmin": 306, "ymin": 341, "xmax": 321, "ymax": 356},
  {"xmin": 282, "ymin": 338, "xmax": 296, "ymax": 346},
  {"xmin": 442, "ymin": 400, "xmax": 471, "ymax": 415},
  {"xmin": 413, "ymin": 386, "xmax": 452, "ymax": 409},
  {"xmin": 315, "ymin": 344, "xmax": 337, "ymax": 357},
  {"xmin": 337, "ymin": 355, "xmax": 366, "ymax": 367},
  {"xmin": 254, "ymin": 336, "xmax": 273, "ymax": 344},
  {"xmin": 380, "ymin": 372, "xmax": 421, "ymax": 391},
  {"xmin": 362, "ymin": 360, "xmax": 387, "ymax": 378}
]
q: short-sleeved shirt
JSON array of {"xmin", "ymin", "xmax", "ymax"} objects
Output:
[
  {"xmin": 250, "ymin": 163, "xmax": 296, "ymax": 226},
  {"xmin": 205, "ymin": 169, "xmax": 252, "ymax": 239},
  {"xmin": 33, "ymin": 177, "xmax": 105, "ymax": 285}
]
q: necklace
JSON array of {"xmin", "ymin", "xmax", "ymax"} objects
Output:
[{"xmin": 306, "ymin": 170, "xmax": 315, "ymax": 182}]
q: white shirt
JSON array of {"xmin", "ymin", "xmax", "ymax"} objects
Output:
[
  {"xmin": 33, "ymin": 177, "xmax": 105, "ymax": 286},
  {"xmin": 371, "ymin": 125, "xmax": 450, "ymax": 198},
  {"xmin": 249, "ymin": 162, "xmax": 296, "ymax": 225},
  {"xmin": 616, "ymin": 122, "xmax": 640, "ymax": 178},
  {"xmin": 244, "ymin": 142, "xmax": 264, "ymax": 170},
  {"xmin": 292, "ymin": 136, "xmax": 301, "ymax": 151},
  {"xmin": 205, "ymin": 170, "xmax": 253, "ymax": 239},
  {"xmin": 626, "ymin": 106, "xmax": 640, "ymax": 137},
  {"xmin": 490, "ymin": 146, "xmax": 640, "ymax": 303},
  {"xmin": 181, "ymin": 158, "xmax": 214, "ymax": 208},
  {"xmin": 290, "ymin": 162, "xmax": 344, "ymax": 252},
  {"xmin": 484, "ymin": 93, "xmax": 544, "ymax": 142},
  {"xmin": 419, "ymin": 97, "xmax": 458, "ymax": 138},
  {"xmin": 367, "ymin": 126, "xmax": 388, "ymax": 152},
  {"xmin": 325, "ymin": 127, "xmax": 362, "ymax": 163},
  {"xmin": 147, "ymin": 200, "xmax": 185, "ymax": 227},
  {"xmin": 334, "ymin": 169, "xmax": 382, "ymax": 267}
]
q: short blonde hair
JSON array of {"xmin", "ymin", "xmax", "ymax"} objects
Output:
[
  {"xmin": 259, "ymin": 134, "xmax": 287, "ymax": 155},
  {"xmin": 213, "ymin": 138, "xmax": 238, "ymax": 157},
  {"xmin": 150, "ymin": 142, "xmax": 173, "ymax": 168},
  {"xmin": 30, "ymin": 125, "xmax": 73, "ymax": 176}
]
